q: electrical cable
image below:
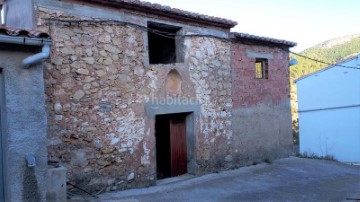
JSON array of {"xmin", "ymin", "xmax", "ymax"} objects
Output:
[
  {"xmin": 45, "ymin": 17, "xmax": 232, "ymax": 41},
  {"xmin": 45, "ymin": 17, "xmax": 360, "ymax": 70},
  {"xmin": 290, "ymin": 51, "xmax": 360, "ymax": 70}
]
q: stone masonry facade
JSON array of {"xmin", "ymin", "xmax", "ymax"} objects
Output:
[
  {"xmin": 32, "ymin": 0, "xmax": 295, "ymax": 193},
  {"xmin": 36, "ymin": 5, "xmax": 234, "ymax": 192},
  {"xmin": 40, "ymin": 10, "xmax": 155, "ymax": 190}
]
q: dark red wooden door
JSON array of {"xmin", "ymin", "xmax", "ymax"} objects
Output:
[{"xmin": 170, "ymin": 116, "xmax": 187, "ymax": 176}]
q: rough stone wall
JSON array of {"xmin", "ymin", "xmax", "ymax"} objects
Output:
[
  {"xmin": 36, "ymin": 7, "xmax": 234, "ymax": 192},
  {"xmin": 185, "ymin": 37, "xmax": 233, "ymax": 171},
  {"xmin": 37, "ymin": 8, "xmax": 155, "ymax": 192},
  {"xmin": 231, "ymin": 43, "xmax": 293, "ymax": 165}
]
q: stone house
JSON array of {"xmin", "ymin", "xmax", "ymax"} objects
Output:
[{"xmin": 1, "ymin": 0, "xmax": 296, "ymax": 198}]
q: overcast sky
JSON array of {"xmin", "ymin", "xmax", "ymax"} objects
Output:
[{"xmin": 145, "ymin": 0, "xmax": 360, "ymax": 52}]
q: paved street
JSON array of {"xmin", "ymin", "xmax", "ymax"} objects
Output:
[{"xmin": 72, "ymin": 157, "xmax": 360, "ymax": 202}]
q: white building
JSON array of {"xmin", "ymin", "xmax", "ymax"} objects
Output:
[{"xmin": 295, "ymin": 54, "xmax": 360, "ymax": 163}]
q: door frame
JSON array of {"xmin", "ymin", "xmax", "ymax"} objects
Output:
[
  {"xmin": 146, "ymin": 100, "xmax": 199, "ymax": 175},
  {"xmin": 0, "ymin": 69, "xmax": 5, "ymax": 201}
]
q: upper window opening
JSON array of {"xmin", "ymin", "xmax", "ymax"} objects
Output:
[
  {"xmin": 147, "ymin": 22, "xmax": 183, "ymax": 64},
  {"xmin": 255, "ymin": 58, "xmax": 269, "ymax": 79}
]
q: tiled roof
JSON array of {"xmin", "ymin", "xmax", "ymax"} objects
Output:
[
  {"xmin": 0, "ymin": 26, "xmax": 50, "ymax": 38},
  {"xmin": 232, "ymin": 32, "xmax": 297, "ymax": 47},
  {"xmin": 83, "ymin": 0, "xmax": 238, "ymax": 29}
]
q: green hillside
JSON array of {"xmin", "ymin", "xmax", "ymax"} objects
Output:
[
  {"xmin": 290, "ymin": 34, "xmax": 360, "ymax": 80},
  {"xmin": 289, "ymin": 34, "xmax": 360, "ymax": 144}
]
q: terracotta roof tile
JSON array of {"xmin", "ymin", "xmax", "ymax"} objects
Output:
[
  {"xmin": 0, "ymin": 26, "xmax": 50, "ymax": 39},
  {"xmin": 83, "ymin": 0, "xmax": 238, "ymax": 28},
  {"xmin": 232, "ymin": 32, "xmax": 297, "ymax": 47}
]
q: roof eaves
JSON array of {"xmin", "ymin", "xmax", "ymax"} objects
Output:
[
  {"xmin": 231, "ymin": 32, "xmax": 297, "ymax": 47},
  {"xmin": 0, "ymin": 26, "xmax": 51, "ymax": 46},
  {"xmin": 0, "ymin": 26, "xmax": 50, "ymax": 39},
  {"xmin": 83, "ymin": 0, "xmax": 238, "ymax": 29}
]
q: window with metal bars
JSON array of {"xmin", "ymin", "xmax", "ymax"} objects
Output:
[{"xmin": 255, "ymin": 58, "xmax": 269, "ymax": 79}]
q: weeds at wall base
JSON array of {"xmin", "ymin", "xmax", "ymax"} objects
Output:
[{"xmin": 296, "ymin": 152, "xmax": 337, "ymax": 161}]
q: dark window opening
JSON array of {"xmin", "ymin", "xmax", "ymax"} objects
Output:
[
  {"xmin": 255, "ymin": 58, "xmax": 269, "ymax": 79},
  {"xmin": 148, "ymin": 22, "xmax": 182, "ymax": 64}
]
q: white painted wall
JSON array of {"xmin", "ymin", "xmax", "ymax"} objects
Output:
[
  {"xmin": 296, "ymin": 55, "xmax": 360, "ymax": 163},
  {"xmin": 299, "ymin": 107, "xmax": 360, "ymax": 162}
]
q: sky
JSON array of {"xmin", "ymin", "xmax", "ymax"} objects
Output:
[{"xmin": 145, "ymin": 0, "xmax": 360, "ymax": 52}]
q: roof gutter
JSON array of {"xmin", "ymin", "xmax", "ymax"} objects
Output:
[
  {"xmin": 0, "ymin": 34, "xmax": 52, "ymax": 46},
  {"xmin": 0, "ymin": 35, "xmax": 52, "ymax": 68}
]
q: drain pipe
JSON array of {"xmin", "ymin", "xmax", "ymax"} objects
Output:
[{"xmin": 22, "ymin": 45, "xmax": 51, "ymax": 68}]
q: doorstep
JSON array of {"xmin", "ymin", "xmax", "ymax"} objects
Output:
[{"xmin": 156, "ymin": 174, "xmax": 194, "ymax": 186}]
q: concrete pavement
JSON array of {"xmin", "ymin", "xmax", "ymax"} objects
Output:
[{"xmin": 72, "ymin": 157, "xmax": 360, "ymax": 202}]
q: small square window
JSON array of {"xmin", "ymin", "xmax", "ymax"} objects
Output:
[
  {"xmin": 147, "ymin": 22, "xmax": 183, "ymax": 64},
  {"xmin": 255, "ymin": 58, "xmax": 268, "ymax": 79}
]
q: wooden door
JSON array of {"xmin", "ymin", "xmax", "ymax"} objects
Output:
[{"xmin": 170, "ymin": 116, "xmax": 187, "ymax": 176}]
